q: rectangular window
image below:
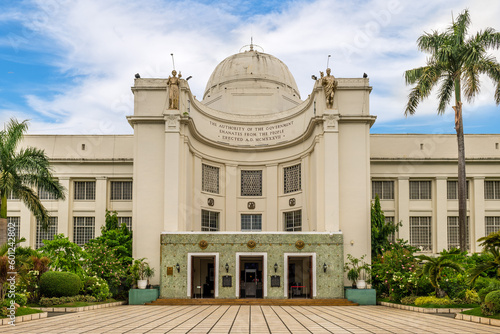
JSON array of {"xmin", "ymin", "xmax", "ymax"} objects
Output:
[
  {"xmin": 110, "ymin": 181, "xmax": 133, "ymax": 200},
  {"xmin": 284, "ymin": 164, "xmax": 301, "ymax": 194},
  {"xmin": 7, "ymin": 217, "xmax": 20, "ymax": 240},
  {"xmin": 7, "ymin": 191, "xmax": 18, "ymax": 200},
  {"xmin": 409, "ymin": 181, "xmax": 431, "ymax": 200},
  {"xmin": 36, "ymin": 217, "xmax": 58, "ymax": 249},
  {"xmin": 447, "ymin": 216, "xmax": 470, "ymax": 250},
  {"xmin": 241, "ymin": 214, "xmax": 262, "ymax": 231},
  {"xmin": 485, "ymin": 217, "xmax": 500, "ymax": 235},
  {"xmin": 201, "ymin": 210, "xmax": 219, "ymax": 231},
  {"xmin": 74, "ymin": 181, "xmax": 96, "ymax": 200},
  {"xmin": 38, "ymin": 186, "xmax": 58, "ymax": 200},
  {"xmin": 372, "ymin": 181, "xmax": 394, "ymax": 200},
  {"xmin": 73, "ymin": 217, "xmax": 95, "ymax": 246},
  {"xmin": 385, "ymin": 216, "xmax": 396, "ymax": 242},
  {"xmin": 241, "ymin": 170, "xmax": 262, "ymax": 196},
  {"xmin": 447, "ymin": 180, "xmax": 469, "ymax": 200},
  {"xmin": 485, "ymin": 181, "xmax": 500, "ymax": 199},
  {"xmin": 284, "ymin": 210, "xmax": 302, "ymax": 231},
  {"xmin": 118, "ymin": 217, "xmax": 132, "ymax": 231},
  {"xmin": 410, "ymin": 216, "xmax": 432, "ymax": 252},
  {"xmin": 202, "ymin": 164, "xmax": 220, "ymax": 194}
]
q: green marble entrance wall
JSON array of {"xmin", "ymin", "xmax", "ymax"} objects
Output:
[{"xmin": 160, "ymin": 232, "xmax": 343, "ymax": 299}]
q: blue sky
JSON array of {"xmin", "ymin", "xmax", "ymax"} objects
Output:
[{"xmin": 1, "ymin": 0, "xmax": 499, "ymax": 134}]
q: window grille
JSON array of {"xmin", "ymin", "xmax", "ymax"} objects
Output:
[
  {"xmin": 7, "ymin": 217, "xmax": 20, "ymax": 240},
  {"xmin": 385, "ymin": 216, "xmax": 396, "ymax": 242},
  {"xmin": 485, "ymin": 217, "xmax": 500, "ymax": 235},
  {"xmin": 447, "ymin": 180, "xmax": 469, "ymax": 200},
  {"xmin": 73, "ymin": 217, "xmax": 95, "ymax": 246},
  {"xmin": 241, "ymin": 214, "xmax": 262, "ymax": 231},
  {"xmin": 485, "ymin": 181, "xmax": 500, "ymax": 199},
  {"xmin": 202, "ymin": 164, "xmax": 219, "ymax": 194},
  {"xmin": 409, "ymin": 181, "xmax": 431, "ymax": 200},
  {"xmin": 118, "ymin": 217, "xmax": 132, "ymax": 231},
  {"xmin": 241, "ymin": 170, "xmax": 262, "ymax": 196},
  {"xmin": 284, "ymin": 164, "xmax": 301, "ymax": 194},
  {"xmin": 36, "ymin": 217, "xmax": 58, "ymax": 248},
  {"xmin": 74, "ymin": 181, "xmax": 96, "ymax": 200},
  {"xmin": 410, "ymin": 217, "xmax": 432, "ymax": 252},
  {"xmin": 111, "ymin": 181, "xmax": 133, "ymax": 200},
  {"xmin": 372, "ymin": 181, "xmax": 394, "ymax": 200},
  {"xmin": 447, "ymin": 216, "xmax": 470, "ymax": 250},
  {"xmin": 284, "ymin": 210, "xmax": 302, "ymax": 231},
  {"xmin": 201, "ymin": 210, "xmax": 219, "ymax": 231},
  {"xmin": 38, "ymin": 186, "xmax": 58, "ymax": 200}
]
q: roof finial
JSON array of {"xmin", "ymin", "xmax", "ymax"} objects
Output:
[
  {"xmin": 326, "ymin": 54, "xmax": 331, "ymax": 69},
  {"xmin": 171, "ymin": 53, "xmax": 176, "ymax": 71},
  {"xmin": 250, "ymin": 37, "xmax": 254, "ymax": 51}
]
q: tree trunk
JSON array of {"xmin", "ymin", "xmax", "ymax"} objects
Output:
[
  {"xmin": 454, "ymin": 79, "xmax": 467, "ymax": 252},
  {"xmin": 0, "ymin": 194, "xmax": 6, "ymax": 219}
]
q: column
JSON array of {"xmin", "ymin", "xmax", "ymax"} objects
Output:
[
  {"xmin": 95, "ymin": 176, "xmax": 107, "ymax": 235},
  {"xmin": 164, "ymin": 115, "xmax": 181, "ymax": 231},
  {"xmin": 225, "ymin": 164, "xmax": 238, "ymax": 231},
  {"xmin": 57, "ymin": 177, "xmax": 71, "ymax": 237},
  {"xmin": 473, "ymin": 177, "xmax": 485, "ymax": 251},
  {"xmin": 266, "ymin": 164, "xmax": 278, "ymax": 231},
  {"xmin": 397, "ymin": 177, "xmax": 410, "ymax": 241},
  {"xmin": 435, "ymin": 177, "xmax": 447, "ymax": 252},
  {"xmin": 323, "ymin": 115, "xmax": 339, "ymax": 231}
]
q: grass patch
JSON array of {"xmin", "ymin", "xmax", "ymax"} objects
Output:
[
  {"xmin": 0, "ymin": 307, "xmax": 44, "ymax": 319},
  {"xmin": 380, "ymin": 300, "xmax": 478, "ymax": 308},
  {"xmin": 462, "ymin": 307, "xmax": 500, "ymax": 320},
  {"xmin": 28, "ymin": 298, "xmax": 118, "ymax": 308}
]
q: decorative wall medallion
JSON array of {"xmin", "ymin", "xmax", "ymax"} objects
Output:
[
  {"xmin": 199, "ymin": 240, "xmax": 208, "ymax": 250},
  {"xmin": 295, "ymin": 240, "xmax": 305, "ymax": 250},
  {"xmin": 247, "ymin": 201, "xmax": 256, "ymax": 210},
  {"xmin": 247, "ymin": 240, "xmax": 256, "ymax": 249},
  {"xmin": 207, "ymin": 198, "xmax": 214, "ymax": 206},
  {"xmin": 289, "ymin": 198, "xmax": 296, "ymax": 207}
]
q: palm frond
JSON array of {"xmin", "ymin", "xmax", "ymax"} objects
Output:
[
  {"xmin": 404, "ymin": 64, "xmax": 442, "ymax": 115},
  {"xmin": 451, "ymin": 9, "xmax": 471, "ymax": 45},
  {"xmin": 1, "ymin": 119, "xmax": 28, "ymax": 162},
  {"xmin": 437, "ymin": 74, "xmax": 455, "ymax": 113},
  {"xmin": 16, "ymin": 184, "xmax": 50, "ymax": 229}
]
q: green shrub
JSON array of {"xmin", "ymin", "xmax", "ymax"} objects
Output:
[
  {"xmin": 401, "ymin": 295, "xmax": 419, "ymax": 305},
  {"xmin": 39, "ymin": 271, "xmax": 82, "ymax": 297},
  {"xmin": 477, "ymin": 278, "xmax": 500, "ymax": 301},
  {"xmin": 465, "ymin": 289, "xmax": 481, "ymax": 304},
  {"xmin": 39, "ymin": 295, "xmax": 98, "ymax": 306},
  {"xmin": 483, "ymin": 290, "xmax": 500, "ymax": 315},
  {"xmin": 81, "ymin": 275, "xmax": 111, "ymax": 301},
  {"xmin": 414, "ymin": 296, "xmax": 453, "ymax": 306},
  {"xmin": 6, "ymin": 293, "xmax": 28, "ymax": 307}
]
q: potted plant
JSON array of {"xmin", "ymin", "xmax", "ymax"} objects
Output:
[
  {"xmin": 344, "ymin": 254, "xmax": 370, "ymax": 289},
  {"xmin": 131, "ymin": 258, "xmax": 154, "ymax": 289},
  {"xmin": 144, "ymin": 265, "xmax": 155, "ymax": 289}
]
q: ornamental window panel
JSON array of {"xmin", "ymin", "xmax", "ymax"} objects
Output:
[
  {"xmin": 372, "ymin": 181, "xmax": 394, "ymax": 200},
  {"xmin": 118, "ymin": 217, "xmax": 132, "ymax": 231},
  {"xmin": 409, "ymin": 181, "xmax": 431, "ymax": 200},
  {"xmin": 485, "ymin": 217, "xmax": 500, "ymax": 235},
  {"xmin": 110, "ymin": 181, "xmax": 133, "ymax": 200},
  {"xmin": 241, "ymin": 214, "xmax": 262, "ymax": 231},
  {"xmin": 284, "ymin": 210, "xmax": 302, "ymax": 231},
  {"xmin": 7, "ymin": 217, "xmax": 20, "ymax": 240},
  {"xmin": 485, "ymin": 181, "xmax": 500, "ymax": 199},
  {"xmin": 36, "ymin": 217, "xmax": 58, "ymax": 249},
  {"xmin": 202, "ymin": 164, "xmax": 220, "ymax": 194},
  {"xmin": 241, "ymin": 170, "xmax": 262, "ymax": 196},
  {"xmin": 73, "ymin": 217, "xmax": 95, "ymax": 246},
  {"xmin": 447, "ymin": 216, "xmax": 470, "ymax": 250},
  {"xmin": 284, "ymin": 164, "xmax": 301, "ymax": 194},
  {"xmin": 201, "ymin": 210, "xmax": 219, "ymax": 231},
  {"xmin": 447, "ymin": 180, "xmax": 469, "ymax": 200},
  {"xmin": 38, "ymin": 186, "xmax": 58, "ymax": 200},
  {"xmin": 74, "ymin": 181, "xmax": 96, "ymax": 200},
  {"xmin": 409, "ymin": 216, "xmax": 432, "ymax": 252}
]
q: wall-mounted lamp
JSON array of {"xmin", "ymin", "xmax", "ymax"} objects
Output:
[
  {"xmin": 323, "ymin": 263, "xmax": 327, "ymax": 273},
  {"xmin": 274, "ymin": 263, "xmax": 278, "ymax": 273},
  {"xmin": 175, "ymin": 263, "xmax": 180, "ymax": 273},
  {"xmin": 225, "ymin": 263, "xmax": 229, "ymax": 273}
]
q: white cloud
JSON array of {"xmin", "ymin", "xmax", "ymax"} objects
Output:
[{"xmin": 2, "ymin": 0, "xmax": 500, "ymax": 134}]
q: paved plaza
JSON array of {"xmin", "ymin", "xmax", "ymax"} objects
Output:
[{"xmin": 0, "ymin": 305, "xmax": 497, "ymax": 334}]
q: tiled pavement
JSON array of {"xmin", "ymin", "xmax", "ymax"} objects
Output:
[{"xmin": 0, "ymin": 305, "xmax": 498, "ymax": 334}]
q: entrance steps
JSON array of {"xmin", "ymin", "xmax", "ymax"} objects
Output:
[{"xmin": 146, "ymin": 298, "xmax": 358, "ymax": 306}]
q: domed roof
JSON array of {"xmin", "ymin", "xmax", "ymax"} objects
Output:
[{"xmin": 201, "ymin": 49, "xmax": 302, "ymax": 115}]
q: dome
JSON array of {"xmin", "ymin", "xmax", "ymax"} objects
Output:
[{"xmin": 201, "ymin": 49, "xmax": 302, "ymax": 115}]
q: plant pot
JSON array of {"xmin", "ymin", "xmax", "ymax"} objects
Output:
[
  {"xmin": 356, "ymin": 279, "xmax": 366, "ymax": 289},
  {"xmin": 137, "ymin": 279, "xmax": 148, "ymax": 289}
]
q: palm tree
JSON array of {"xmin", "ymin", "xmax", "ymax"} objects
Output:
[
  {"xmin": 468, "ymin": 231, "xmax": 500, "ymax": 284},
  {"xmin": 417, "ymin": 251, "xmax": 463, "ymax": 298},
  {"xmin": 404, "ymin": 9, "xmax": 500, "ymax": 251},
  {"xmin": 0, "ymin": 118, "xmax": 65, "ymax": 229}
]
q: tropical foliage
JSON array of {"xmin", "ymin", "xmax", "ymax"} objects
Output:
[
  {"xmin": 416, "ymin": 249, "xmax": 463, "ymax": 298},
  {"xmin": 404, "ymin": 9, "xmax": 500, "ymax": 251},
  {"xmin": 0, "ymin": 118, "xmax": 65, "ymax": 228},
  {"xmin": 371, "ymin": 195, "xmax": 401, "ymax": 258}
]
